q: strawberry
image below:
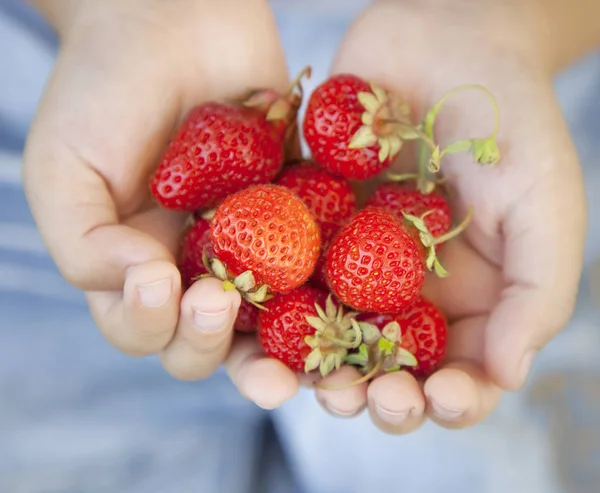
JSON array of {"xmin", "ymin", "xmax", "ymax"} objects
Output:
[
  {"xmin": 358, "ymin": 296, "xmax": 448, "ymax": 377},
  {"xmin": 365, "ymin": 182, "xmax": 452, "ymax": 243},
  {"xmin": 258, "ymin": 286, "xmax": 362, "ymax": 376},
  {"xmin": 325, "ymin": 208, "xmax": 425, "ymax": 313},
  {"xmin": 325, "ymin": 196, "xmax": 473, "ymax": 313},
  {"xmin": 302, "ymin": 74, "xmax": 411, "ymax": 180},
  {"xmin": 177, "ymin": 216, "xmax": 259, "ymax": 332},
  {"xmin": 233, "ymin": 299, "xmax": 259, "ymax": 333},
  {"xmin": 208, "ymin": 184, "xmax": 321, "ymax": 301},
  {"xmin": 275, "ymin": 161, "xmax": 357, "ymax": 234},
  {"xmin": 150, "ymin": 70, "xmax": 309, "ymax": 212},
  {"xmin": 275, "ymin": 161, "xmax": 357, "ymax": 289},
  {"xmin": 178, "ymin": 216, "xmax": 213, "ymax": 288}
]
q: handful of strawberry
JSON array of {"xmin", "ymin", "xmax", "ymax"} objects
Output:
[{"xmin": 150, "ymin": 67, "xmax": 501, "ymax": 387}]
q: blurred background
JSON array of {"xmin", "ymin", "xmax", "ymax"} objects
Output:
[{"xmin": 1, "ymin": 0, "xmax": 600, "ymax": 492}]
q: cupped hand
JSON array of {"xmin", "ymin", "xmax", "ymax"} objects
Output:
[
  {"xmin": 248, "ymin": 0, "xmax": 587, "ymax": 426},
  {"xmin": 23, "ymin": 0, "xmax": 292, "ymax": 384}
]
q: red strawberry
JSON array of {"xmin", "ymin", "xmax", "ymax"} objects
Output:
[
  {"xmin": 177, "ymin": 216, "xmax": 259, "ymax": 332},
  {"xmin": 275, "ymin": 161, "xmax": 357, "ymax": 234},
  {"xmin": 209, "ymin": 184, "xmax": 321, "ymax": 299},
  {"xmin": 303, "ymin": 74, "xmax": 410, "ymax": 180},
  {"xmin": 178, "ymin": 217, "xmax": 213, "ymax": 288},
  {"xmin": 258, "ymin": 286, "xmax": 362, "ymax": 375},
  {"xmin": 150, "ymin": 70, "xmax": 310, "ymax": 212},
  {"xmin": 325, "ymin": 208, "xmax": 425, "ymax": 313},
  {"xmin": 366, "ymin": 182, "xmax": 452, "ymax": 243},
  {"xmin": 150, "ymin": 104, "xmax": 284, "ymax": 211},
  {"xmin": 359, "ymin": 296, "xmax": 448, "ymax": 377},
  {"xmin": 233, "ymin": 299, "xmax": 259, "ymax": 333},
  {"xmin": 275, "ymin": 161, "xmax": 357, "ymax": 289}
]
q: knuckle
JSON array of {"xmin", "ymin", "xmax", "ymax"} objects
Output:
[
  {"xmin": 99, "ymin": 319, "xmax": 174, "ymax": 358},
  {"xmin": 57, "ymin": 256, "xmax": 91, "ymax": 290}
]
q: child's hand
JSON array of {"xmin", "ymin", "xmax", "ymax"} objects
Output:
[
  {"xmin": 318, "ymin": 0, "xmax": 587, "ymax": 432},
  {"xmin": 238, "ymin": 0, "xmax": 589, "ymax": 426},
  {"xmin": 23, "ymin": 0, "xmax": 289, "ymax": 383}
]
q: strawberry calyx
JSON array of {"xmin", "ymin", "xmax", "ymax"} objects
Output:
[
  {"xmin": 314, "ymin": 321, "xmax": 418, "ymax": 391},
  {"xmin": 348, "ymin": 83, "xmax": 417, "ymax": 163},
  {"xmin": 349, "ymin": 321, "xmax": 418, "ymax": 372},
  {"xmin": 200, "ymin": 253, "xmax": 273, "ymax": 310},
  {"xmin": 402, "ymin": 205, "xmax": 474, "ymax": 278},
  {"xmin": 242, "ymin": 66, "xmax": 311, "ymax": 135},
  {"xmin": 199, "ymin": 208, "xmax": 216, "ymax": 221},
  {"xmin": 303, "ymin": 295, "xmax": 374, "ymax": 378}
]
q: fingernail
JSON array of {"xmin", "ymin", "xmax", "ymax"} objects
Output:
[
  {"xmin": 317, "ymin": 396, "xmax": 365, "ymax": 417},
  {"xmin": 137, "ymin": 278, "xmax": 172, "ymax": 308},
  {"xmin": 375, "ymin": 405, "xmax": 413, "ymax": 425},
  {"xmin": 193, "ymin": 305, "xmax": 231, "ymax": 333},
  {"xmin": 519, "ymin": 350, "xmax": 537, "ymax": 385},
  {"xmin": 430, "ymin": 400, "xmax": 464, "ymax": 421}
]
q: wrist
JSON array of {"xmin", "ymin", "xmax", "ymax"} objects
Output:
[
  {"xmin": 399, "ymin": 0, "xmax": 600, "ymax": 76},
  {"xmin": 365, "ymin": 0, "xmax": 600, "ymax": 78}
]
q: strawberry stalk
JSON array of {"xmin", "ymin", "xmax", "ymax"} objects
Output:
[
  {"xmin": 402, "ymin": 204, "xmax": 474, "ymax": 277},
  {"xmin": 374, "ymin": 83, "xmax": 502, "ymax": 194}
]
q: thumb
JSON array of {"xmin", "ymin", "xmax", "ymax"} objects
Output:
[{"xmin": 22, "ymin": 22, "xmax": 185, "ymax": 293}]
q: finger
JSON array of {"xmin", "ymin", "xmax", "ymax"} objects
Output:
[
  {"xmin": 22, "ymin": 24, "xmax": 184, "ymax": 292},
  {"xmin": 424, "ymin": 362, "xmax": 502, "ymax": 430},
  {"xmin": 314, "ymin": 366, "xmax": 368, "ymax": 418},
  {"xmin": 424, "ymin": 316, "xmax": 502, "ymax": 429},
  {"xmin": 367, "ymin": 371, "xmax": 426, "ymax": 434},
  {"xmin": 484, "ymin": 166, "xmax": 586, "ymax": 390},
  {"xmin": 158, "ymin": 277, "xmax": 241, "ymax": 380},
  {"xmin": 87, "ymin": 260, "xmax": 181, "ymax": 357},
  {"xmin": 225, "ymin": 336, "xmax": 299, "ymax": 410},
  {"xmin": 85, "ymin": 207, "xmax": 186, "ymax": 355}
]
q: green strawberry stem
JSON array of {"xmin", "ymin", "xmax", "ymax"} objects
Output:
[
  {"xmin": 381, "ymin": 83, "xmax": 501, "ymax": 194},
  {"xmin": 313, "ymin": 356, "xmax": 384, "ymax": 391},
  {"xmin": 432, "ymin": 204, "xmax": 473, "ymax": 246},
  {"xmin": 402, "ymin": 204, "xmax": 474, "ymax": 278},
  {"xmin": 421, "ymin": 83, "xmax": 501, "ymax": 172}
]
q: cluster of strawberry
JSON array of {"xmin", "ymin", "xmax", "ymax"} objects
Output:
[{"xmin": 149, "ymin": 67, "xmax": 501, "ymax": 386}]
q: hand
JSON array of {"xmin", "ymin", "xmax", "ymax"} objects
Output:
[
  {"xmin": 23, "ymin": 0, "xmax": 293, "ymax": 386},
  {"xmin": 249, "ymin": 0, "xmax": 587, "ymax": 426}
]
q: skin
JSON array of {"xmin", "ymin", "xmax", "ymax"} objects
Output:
[{"xmin": 24, "ymin": 0, "xmax": 599, "ymax": 432}]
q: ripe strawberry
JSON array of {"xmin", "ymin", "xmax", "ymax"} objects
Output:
[
  {"xmin": 275, "ymin": 161, "xmax": 357, "ymax": 289},
  {"xmin": 233, "ymin": 299, "xmax": 259, "ymax": 333},
  {"xmin": 359, "ymin": 296, "xmax": 448, "ymax": 377},
  {"xmin": 150, "ymin": 70, "xmax": 310, "ymax": 212},
  {"xmin": 208, "ymin": 184, "xmax": 321, "ymax": 299},
  {"xmin": 178, "ymin": 216, "xmax": 213, "ymax": 288},
  {"xmin": 275, "ymin": 161, "xmax": 357, "ymax": 234},
  {"xmin": 365, "ymin": 182, "xmax": 452, "ymax": 242},
  {"xmin": 177, "ymin": 217, "xmax": 259, "ymax": 332},
  {"xmin": 303, "ymin": 74, "xmax": 410, "ymax": 180},
  {"xmin": 325, "ymin": 208, "xmax": 425, "ymax": 313},
  {"xmin": 150, "ymin": 104, "xmax": 284, "ymax": 211},
  {"xmin": 258, "ymin": 286, "xmax": 362, "ymax": 375}
]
